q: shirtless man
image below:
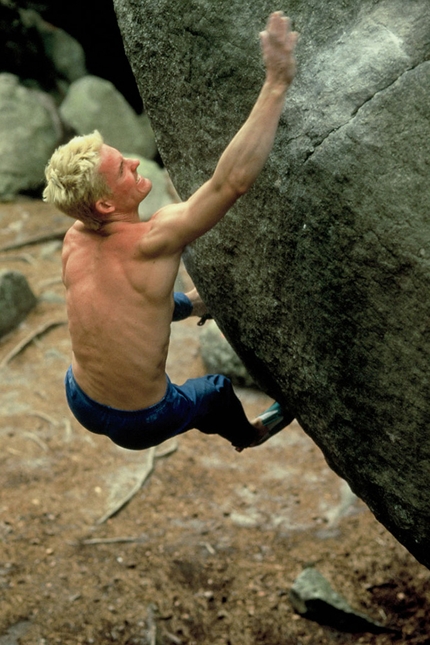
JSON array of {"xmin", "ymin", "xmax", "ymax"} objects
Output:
[{"xmin": 43, "ymin": 11, "xmax": 298, "ymax": 451}]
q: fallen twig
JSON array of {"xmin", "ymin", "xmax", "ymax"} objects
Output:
[
  {"xmin": 96, "ymin": 441, "xmax": 178, "ymax": 524},
  {"xmin": 200, "ymin": 541, "xmax": 216, "ymax": 555},
  {"xmin": 37, "ymin": 276, "xmax": 63, "ymax": 289},
  {"xmin": 27, "ymin": 411, "xmax": 59, "ymax": 427},
  {"xmin": 63, "ymin": 417, "xmax": 73, "ymax": 442},
  {"xmin": 0, "ymin": 319, "xmax": 67, "ymax": 368},
  {"xmin": 82, "ymin": 536, "xmax": 146, "ymax": 545},
  {"xmin": 146, "ymin": 604, "xmax": 157, "ymax": 645},
  {"xmin": 96, "ymin": 447, "xmax": 156, "ymax": 525},
  {"xmin": 0, "ymin": 253, "xmax": 37, "ymax": 264},
  {"xmin": 0, "ymin": 226, "xmax": 69, "ymax": 252},
  {"xmin": 23, "ymin": 431, "xmax": 49, "ymax": 452}
]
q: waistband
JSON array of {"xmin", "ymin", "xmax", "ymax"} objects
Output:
[{"xmin": 65, "ymin": 365, "xmax": 171, "ymax": 416}]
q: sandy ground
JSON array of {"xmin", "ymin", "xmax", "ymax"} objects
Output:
[{"xmin": 0, "ymin": 198, "xmax": 429, "ymax": 645}]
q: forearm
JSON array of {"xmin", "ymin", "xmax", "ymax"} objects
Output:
[
  {"xmin": 211, "ymin": 12, "xmax": 297, "ymax": 196},
  {"xmin": 212, "ymin": 79, "xmax": 289, "ymax": 195}
]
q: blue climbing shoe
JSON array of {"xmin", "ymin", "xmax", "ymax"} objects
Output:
[
  {"xmin": 253, "ymin": 402, "xmax": 291, "ymax": 447},
  {"xmin": 235, "ymin": 402, "xmax": 294, "ymax": 452}
]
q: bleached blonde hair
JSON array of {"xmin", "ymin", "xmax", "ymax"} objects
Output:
[{"xmin": 43, "ymin": 130, "xmax": 111, "ymax": 230}]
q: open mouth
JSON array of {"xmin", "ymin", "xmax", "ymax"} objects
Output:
[{"xmin": 137, "ymin": 176, "xmax": 152, "ymax": 194}]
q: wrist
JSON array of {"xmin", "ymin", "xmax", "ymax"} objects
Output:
[{"xmin": 263, "ymin": 77, "xmax": 289, "ymax": 97}]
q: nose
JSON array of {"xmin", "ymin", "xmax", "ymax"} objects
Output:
[{"xmin": 128, "ymin": 158, "xmax": 140, "ymax": 171}]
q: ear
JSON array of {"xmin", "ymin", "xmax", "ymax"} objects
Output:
[{"xmin": 95, "ymin": 197, "xmax": 115, "ymax": 215}]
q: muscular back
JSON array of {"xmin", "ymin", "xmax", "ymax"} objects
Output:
[{"xmin": 62, "ymin": 220, "xmax": 182, "ymax": 409}]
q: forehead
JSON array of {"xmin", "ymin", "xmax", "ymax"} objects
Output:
[{"xmin": 99, "ymin": 144, "xmax": 122, "ymax": 177}]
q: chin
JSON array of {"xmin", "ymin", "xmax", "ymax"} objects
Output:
[{"xmin": 138, "ymin": 176, "xmax": 152, "ymax": 196}]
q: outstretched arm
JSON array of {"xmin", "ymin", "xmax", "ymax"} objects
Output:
[
  {"xmin": 206, "ymin": 11, "xmax": 297, "ymax": 198},
  {"xmin": 142, "ymin": 12, "xmax": 298, "ymax": 255}
]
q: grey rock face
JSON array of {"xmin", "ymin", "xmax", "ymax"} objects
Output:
[
  {"xmin": 114, "ymin": 0, "xmax": 430, "ymax": 567},
  {"xmin": 200, "ymin": 320, "xmax": 255, "ymax": 387},
  {"xmin": 0, "ymin": 270, "xmax": 37, "ymax": 338}
]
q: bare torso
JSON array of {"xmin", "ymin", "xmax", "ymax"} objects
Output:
[{"xmin": 62, "ymin": 219, "xmax": 182, "ymax": 410}]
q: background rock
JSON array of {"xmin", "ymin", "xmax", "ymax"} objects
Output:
[
  {"xmin": 289, "ymin": 567, "xmax": 389, "ymax": 633},
  {"xmin": 114, "ymin": 0, "xmax": 430, "ymax": 568},
  {"xmin": 0, "ymin": 269, "xmax": 36, "ymax": 337},
  {"xmin": 60, "ymin": 75, "xmax": 156, "ymax": 159},
  {"xmin": 0, "ymin": 2, "xmax": 57, "ymax": 93},
  {"xmin": 24, "ymin": 9, "xmax": 87, "ymax": 86},
  {"xmin": 31, "ymin": 0, "xmax": 142, "ymax": 112},
  {"xmin": 0, "ymin": 1, "xmax": 158, "ymax": 202},
  {"xmin": 0, "ymin": 73, "xmax": 63, "ymax": 199},
  {"xmin": 0, "ymin": 3, "xmax": 87, "ymax": 98}
]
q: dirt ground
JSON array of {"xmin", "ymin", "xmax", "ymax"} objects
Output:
[{"xmin": 0, "ymin": 198, "xmax": 429, "ymax": 645}]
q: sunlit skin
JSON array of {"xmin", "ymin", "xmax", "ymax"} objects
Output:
[
  {"xmin": 62, "ymin": 12, "xmax": 298, "ymax": 437},
  {"xmin": 96, "ymin": 145, "xmax": 153, "ymax": 219}
]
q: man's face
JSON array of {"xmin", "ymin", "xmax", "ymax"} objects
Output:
[{"xmin": 98, "ymin": 144, "xmax": 152, "ymax": 212}]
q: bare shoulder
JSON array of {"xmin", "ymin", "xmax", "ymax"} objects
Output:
[
  {"xmin": 137, "ymin": 202, "xmax": 188, "ymax": 257},
  {"xmin": 62, "ymin": 222, "xmax": 81, "ymax": 259},
  {"xmin": 63, "ymin": 220, "xmax": 91, "ymax": 248},
  {"xmin": 63, "ymin": 221, "xmax": 79, "ymax": 238}
]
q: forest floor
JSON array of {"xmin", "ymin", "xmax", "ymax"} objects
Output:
[{"xmin": 0, "ymin": 198, "xmax": 429, "ymax": 645}]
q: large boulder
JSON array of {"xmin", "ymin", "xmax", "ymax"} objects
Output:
[
  {"xmin": 200, "ymin": 320, "xmax": 255, "ymax": 388},
  {"xmin": 114, "ymin": 0, "xmax": 430, "ymax": 568}
]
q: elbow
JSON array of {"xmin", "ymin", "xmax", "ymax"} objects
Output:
[{"xmin": 226, "ymin": 169, "xmax": 253, "ymax": 198}]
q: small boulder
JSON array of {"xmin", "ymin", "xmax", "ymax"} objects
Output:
[
  {"xmin": 0, "ymin": 74, "xmax": 62, "ymax": 200},
  {"xmin": 290, "ymin": 567, "xmax": 391, "ymax": 634},
  {"xmin": 0, "ymin": 270, "xmax": 37, "ymax": 338},
  {"xmin": 60, "ymin": 75, "xmax": 155, "ymax": 158}
]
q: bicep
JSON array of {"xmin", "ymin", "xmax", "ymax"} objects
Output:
[{"xmin": 140, "ymin": 178, "xmax": 240, "ymax": 256}]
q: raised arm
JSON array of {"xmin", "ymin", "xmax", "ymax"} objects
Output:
[
  {"xmin": 142, "ymin": 12, "xmax": 298, "ymax": 255},
  {"xmin": 207, "ymin": 11, "xmax": 297, "ymax": 198}
]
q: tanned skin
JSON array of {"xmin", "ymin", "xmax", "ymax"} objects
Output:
[{"xmin": 62, "ymin": 12, "xmax": 298, "ymax": 432}]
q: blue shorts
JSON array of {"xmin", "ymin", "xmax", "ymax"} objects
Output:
[
  {"xmin": 65, "ymin": 367, "xmax": 257, "ymax": 451},
  {"xmin": 64, "ymin": 291, "xmax": 258, "ymax": 450}
]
